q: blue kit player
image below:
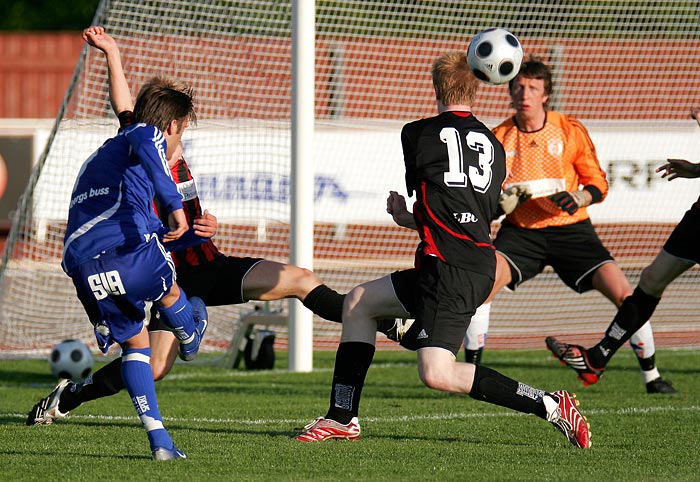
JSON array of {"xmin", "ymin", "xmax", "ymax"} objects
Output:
[{"xmin": 53, "ymin": 76, "xmax": 206, "ymax": 460}]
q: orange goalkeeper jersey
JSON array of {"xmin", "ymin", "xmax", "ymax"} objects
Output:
[{"xmin": 493, "ymin": 111, "xmax": 608, "ymax": 229}]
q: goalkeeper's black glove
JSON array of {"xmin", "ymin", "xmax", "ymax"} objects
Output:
[
  {"xmin": 548, "ymin": 190, "xmax": 589, "ymax": 215},
  {"xmin": 498, "ymin": 185, "xmax": 532, "ymax": 215}
]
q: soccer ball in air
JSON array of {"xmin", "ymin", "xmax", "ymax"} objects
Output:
[
  {"xmin": 49, "ymin": 339, "xmax": 94, "ymax": 381},
  {"xmin": 467, "ymin": 28, "xmax": 523, "ymax": 85}
]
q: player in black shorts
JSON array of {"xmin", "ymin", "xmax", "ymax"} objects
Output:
[
  {"xmin": 294, "ymin": 50, "xmax": 591, "ymax": 448},
  {"xmin": 547, "ymin": 156, "xmax": 700, "ymax": 386},
  {"xmin": 459, "ymin": 58, "xmax": 674, "ymax": 395}
]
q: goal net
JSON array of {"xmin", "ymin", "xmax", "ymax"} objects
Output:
[{"xmin": 2, "ymin": 0, "xmax": 700, "ymax": 357}]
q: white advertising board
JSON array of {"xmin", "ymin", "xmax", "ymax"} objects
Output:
[{"xmin": 32, "ymin": 120, "xmax": 700, "ymax": 224}]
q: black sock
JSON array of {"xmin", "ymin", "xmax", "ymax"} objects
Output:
[
  {"xmin": 469, "ymin": 364, "xmax": 547, "ymax": 419},
  {"xmin": 59, "ymin": 358, "xmax": 125, "ymax": 412},
  {"xmin": 302, "ymin": 284, "xmax": 345, "ymax": 323},
  {"xmin": 588, "ymin": 287, "xmax": 660, "ymax": 368},
  {"xmin": 325, "ymin": 342, "xmax": 375, "ymax": 424},
  {"xmin": 464, "ymin": 347, "xmax": 483, "ymax": 364}
]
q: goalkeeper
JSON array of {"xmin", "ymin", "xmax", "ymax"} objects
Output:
[{"xmin": 461, "ymin": 58, "xmax": 674, "ymax": 394}]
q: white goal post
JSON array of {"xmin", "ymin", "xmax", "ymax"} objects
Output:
[{"xmin": 2, "ymin": 0, "xmax": 700, "ymax": 363}]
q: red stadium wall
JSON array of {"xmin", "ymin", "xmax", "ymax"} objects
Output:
[
  {"xmin": 0, "ymin": 33, "xmax": 84, "ymax": 119},
  {"xmin": 2, "ymin": 33, "xmax": 699, "ymax": 121}
]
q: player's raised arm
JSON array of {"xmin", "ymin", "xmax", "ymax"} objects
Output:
[{"xmin": 83, "ymin": 26, "xmax": 133, "ymax": 115}]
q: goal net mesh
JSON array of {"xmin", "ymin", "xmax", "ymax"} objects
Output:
[{"xmin": 2, "ymin": 0, "xmax": 700, "ymax": 357}]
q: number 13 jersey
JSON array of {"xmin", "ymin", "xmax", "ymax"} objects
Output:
[{"xmin": 401, "ymin": 111, "xmax": 506, "ymax": 277}]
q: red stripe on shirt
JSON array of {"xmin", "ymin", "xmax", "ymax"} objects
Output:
[{"xmin": 419, "ymin": 181, "xmax": 495, "ymax": 249}]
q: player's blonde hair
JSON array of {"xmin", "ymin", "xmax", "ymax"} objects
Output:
[
  {"xmin": 431, "ymin": 51, "xmax": 479, "ymax": 106},
  {"xmin": 133, "ymin": 75, "xmax": 197, "ymax": 132}
]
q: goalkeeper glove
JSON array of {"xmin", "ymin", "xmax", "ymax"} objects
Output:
[
  {"xmin": 548, "ymin": 190, "xmax": 589, "ymax": 215},
  {"xmin": 499, "ymin": 186, "xmax": 532, "ymax": 215}
]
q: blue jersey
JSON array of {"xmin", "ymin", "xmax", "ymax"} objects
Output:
[{"xmin": 62, "ymin": 123, "xmax": 183, "ymax": 275}]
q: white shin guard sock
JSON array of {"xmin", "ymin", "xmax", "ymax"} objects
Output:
[
  {"xmin": 629, "ymin": 321, "xmax": 660, "ymax": 383},
  {"xmin": 465, "ymin": 302, "xmax": 491, "ymax": 350}
]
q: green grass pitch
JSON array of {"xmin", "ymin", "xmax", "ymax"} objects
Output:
[{"xmin": 1, "ymin": 349, "xmax": 699, "ymax": 481}]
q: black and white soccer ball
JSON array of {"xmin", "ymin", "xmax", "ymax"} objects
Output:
[
  {"xmin": 49, "ymin": 339, "xmax": 94, "ymax": 381},
  {"xmin": 467, "ymin": 27, "xmax": 523, "ymax": 85}
]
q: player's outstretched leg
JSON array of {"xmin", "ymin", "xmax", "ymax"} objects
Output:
[
  {"xmin": 545, "ymin": 336, "xmax": 604, "ymax": 386},
  {"xmin": 543, "ymin": 390, "xmax": 591, "ymax": 448},
  {"xmin": 26, "ymin": 379, "xmax": 71, "ymax": 425}
]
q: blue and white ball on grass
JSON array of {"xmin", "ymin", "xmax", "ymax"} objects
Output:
[
  {"xmin": 467, "ymin": 27, "xmax": 523, "ymax": 85},
  {"xmin": 49, "ymin": 339, "xmax": 93, "ymax": 381}
]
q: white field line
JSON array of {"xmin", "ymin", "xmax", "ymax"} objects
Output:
[
  {"xmin": 7, "ymin": 360, "xmax": 700, "ymax": 425},
  {"xmin": 5, "ymin": 405, "xmax": 700, "ymax": 426}
]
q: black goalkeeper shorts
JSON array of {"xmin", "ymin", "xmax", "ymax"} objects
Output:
[{"xmin": 494, "ymin": 219, "xmax": 614, "ymax": 293}]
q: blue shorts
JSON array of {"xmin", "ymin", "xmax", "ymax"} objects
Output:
[{"xmin": 71, "ymin": 235, "xmax": 176, "ymax": 352}]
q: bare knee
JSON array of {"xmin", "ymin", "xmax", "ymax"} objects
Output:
[
  {"xmin": 612, "ymin": 290, "xmax": 632, "ymax": 307},
  {"xmin": 418, "ymin": 358, "xmax": 453, "ymax": 391},
  {"xmin": 418, "ymin": 367, "xmax": 450, "ymax": 391},
  {"xmin": 417, "ymin": 348, "xmax": 471, "ymax": 393},
  {"xmin": 297, "ymin": 267, "xmax": 322, "ymax": 294},
  {"xmin": 592, "ymin": 262, "xmax": 633, "ymax": 307},
  {"xmin": 243, "ymin": 261, "xmax": 323, "ymax": 301},
  {"xmin": 283, "ymin": 265, "xmax": 322, "ymax": 300},
  {"xmin": 158, "ymin": 283, "xmax": 181, "ymax": 308}
]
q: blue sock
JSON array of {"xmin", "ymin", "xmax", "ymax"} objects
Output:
[
  {"xmin": 157, "ymin": 289, "xmax": 196, "ymax": 342},
  {"xmin": 121, "ymin": 347, "xmax": 173, "ymax": 450}
]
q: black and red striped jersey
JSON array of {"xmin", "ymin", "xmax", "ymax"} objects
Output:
[
  {"xmin": 119, "ymin": 110, "xmax": 223, "ymax": 268},
  {"xmin": 165, "ymin": 156, "xmax": 223, "ymax": 267},
  {"xmin": 401, "ymin": 111, "xmax": 506, "ymax": 276}
]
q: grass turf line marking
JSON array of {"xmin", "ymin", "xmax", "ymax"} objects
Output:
[{"xmin": 8, "ymin": 405, "xmax": 700, "ymax": 426}]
